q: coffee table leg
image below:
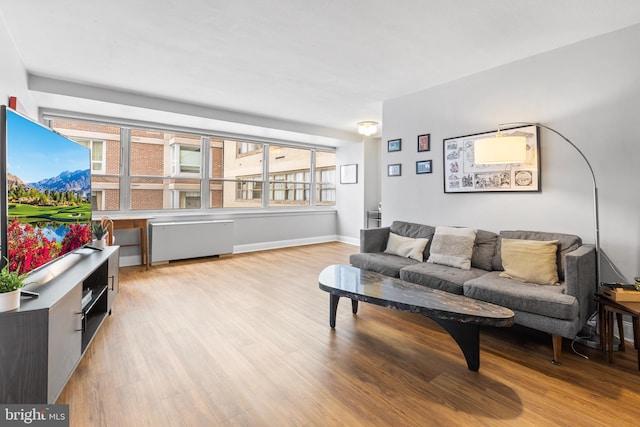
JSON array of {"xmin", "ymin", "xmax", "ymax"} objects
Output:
[
  {"xmin": 434, "ymin": 318, "xmax": 480, "ymax": 371},
  {"xmin": 351, "ymin": 299, "xmax": 358, "ymax": 314},
  {"xmin": 329, "ymin": 294, "xmax": 340, "ymax": 328}
]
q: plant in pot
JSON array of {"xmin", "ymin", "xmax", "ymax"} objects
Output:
[
  {"xmin": 92, "ymin": 221, "xmax": 107, "ymax": 248},
  {"xmin": 0, "ymin": 260, "xmax": 29, "ymax": 312}
]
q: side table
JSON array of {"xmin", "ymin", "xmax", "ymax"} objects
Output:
[
  {"xmin": 595, "ymin": 292, "xmax": 640, "ymax": 370},
  {"xmin": 108, "ymin": 217, "xmax": 151, "ymax": 270},
  {"xmin": 366, "ymin": 210, "xmax": 381, "ymax": 228}
]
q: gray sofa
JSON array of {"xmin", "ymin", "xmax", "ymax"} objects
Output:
[{"xmin": 350, "ymin": 220, "xmax": 597, "ymax": 363}]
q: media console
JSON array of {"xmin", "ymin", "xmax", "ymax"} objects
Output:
[{"xmin": 0, "ymin": 246, "xmax": 119, "ymax": 403}]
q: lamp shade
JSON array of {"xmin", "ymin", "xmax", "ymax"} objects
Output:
[{"xmin": 474, "ymin": 135, "xmax": 527, "ymax": 164}]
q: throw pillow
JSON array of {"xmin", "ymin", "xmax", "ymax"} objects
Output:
[
  {"xmin": 427, "ymin": 226, "xmax": 477, "ymax": 270},
  {"xmin": 499, "ymin": 238, "xmax": 560, "ymax": 285},
  {"xmin": 384, "ymin": 232, "xmax": 429, "ymax": 262}
]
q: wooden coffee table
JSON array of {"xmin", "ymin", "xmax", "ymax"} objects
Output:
[{"xmin": 318, "ymin": 264, "xmax": 514, "ymax": 371}]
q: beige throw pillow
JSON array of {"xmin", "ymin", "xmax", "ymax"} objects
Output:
[
  {"xmin": 499, "ymin": 238, "xmax": 560, "ymax": 285},
  {"xmin": 427, "ymin": 226, "xmax": 477, "ymax": 270},
  {"xmin": 384, "ymin": 232, "xmax": 429, "ymax": 262}
]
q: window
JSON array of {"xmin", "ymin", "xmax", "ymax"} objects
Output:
[
  {"xmin": 49, "ymin": 118, "xmax": 336, "ymax": 212},
  {"xmin": 236, "ymin": 180, "xmax": 262, "ymax": 200},
  {"xmin": 316, "ymin": 151, "xmax": 336, "ymax": 206},
  {"xmin": 210, "ymin": 138, "xmax": 265, "ymax": 208},
  {"xmin": 172, "ymin": 190, "xmax": 201, "ymax": 209},
  {"xmin": 172, "ymin": 144, "xmax": 201, "ymax": 175},
  {"xmin": 317, "ymin": 168, "xmax": 336, "ymax": 204},
  {"xmin": 237, "ymin": 142, "xmax": 262, "ymax": 157},
  {"xmin": 50, "ymin": 120, "xmax": 121, "ymax": 211},
  {"xmin": 268, "ymin": 146, "xmax": 311, "ymax": 206},
  {"xmin": 130, "ymin": 129, "xmax": 202, "ymax": 210},
  {"xmin": 75, "ymin": 139, "xmax": 105, "ymax": 173},
  {"xmin": 91, "ymin": 190, "xmax": 104, "ymax": 211}
]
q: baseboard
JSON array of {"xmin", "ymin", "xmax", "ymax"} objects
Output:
[
  {"xmin": 337, "ymin": 235, "xmax": 359, "ymax": 246},
  {"xmin": 119, "ymin": 236, "xmax": 355, "ymax": 266},
  {"xmin": 233, "ymin": 235, "xmax": 339, "ymax": 254}
]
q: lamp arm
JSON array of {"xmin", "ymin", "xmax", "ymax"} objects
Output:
[
  {"xmin": 498, "ymin": 122, "xmax": 601, "ymax": 285},
  {"xmin": 498, "ymin": 122, "xmax": 596, "ymax": 188}
]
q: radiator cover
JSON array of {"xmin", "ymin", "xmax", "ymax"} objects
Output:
[{"xmin": 150, "ymin": 220, "xmax": 233, "ymax": 263}]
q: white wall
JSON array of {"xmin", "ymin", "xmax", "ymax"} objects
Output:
[
  {"xmin": 0, "ymin": 13, "xmax": 35, "ymax": 116},
  {"xmin": 381, "ymin": 24, "xmax": 640, "ymax": 282},
  {"xmin": 0, "ymin": 12, "xmax": 35, "ymax": 240},
  {"xmin": 363, "ymin": 137, "xmax": 381, "ymax": 224},
  {"xmin": 2, "ymin": 17, "xmax": 348, "ymax": 265},
  {"xmin": 231, "ymin": 211, "xmax": 337, "ymax": 252},
  {"xmin": 336, "ymin": 141, "xmax": 364, "ymax": 245},
  {"xmin": 114, "ymin": 211, "xmax": 338, "ymax": 266}
]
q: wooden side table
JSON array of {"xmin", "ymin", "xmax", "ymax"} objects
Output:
[
  {"xmin": 107, "ymin": 217, "xmax": 151, "ymax": 270},
  {"xmin": 595, "ymin": 292, "xmax": 640, "ymax": 370}
]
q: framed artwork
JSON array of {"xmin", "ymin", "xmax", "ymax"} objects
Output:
[
  {"xmin": 417, "ymin": 133, "xmax": 430, "ymax": 152},
  {"xmin": 387, "ymin": 139, "xmax": 401, "ymax": 152},
  {"xmin": 340, "ymin": 164, "xmax": 358, "ymax": 184},
  {"xmin": 388, "ymin": 163, "xmax": 402, "ymax": 177},
  {"xmin": 443, "ymin": 125, "xmax": 540, "ymax": 193},
  {"xmin": 416, "ymin": 160, "xmax": 432, "ymax": 174}
]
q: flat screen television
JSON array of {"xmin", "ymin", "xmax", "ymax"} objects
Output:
[{"xmin": 1, "ymin": 105, "xmax": 92, "ymax": 276}]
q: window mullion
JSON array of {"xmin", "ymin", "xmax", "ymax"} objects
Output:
[
  {"xmin": 310, "ymin": 149, "xmax": 317, "ymax": 206},
  {"xmin": 201, "ymin": 136, "xmax": 210, "ymax": 210},
  {"xmin": 120, "ymin": 127, "xmax": 131, "ymax": 212},
  {"xmin": 262, "ymin": 143, "xmax": 270, "ymax": 208}
]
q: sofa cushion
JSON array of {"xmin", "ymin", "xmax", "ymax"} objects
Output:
[
  {"xmin": 349, "ymin": 252, "xmax": 418, "ymax": 278},
  {"xmin": 463, "ymin": 272, "xmax": 579, "ymax": 320},
  {"xmin": 427, "ymin": 226, "xmax": 477, "ymax": 270},
  {"xmin": 390, "ymin": 221, "xmax": 435, "ymax": 260},
  {"xmin": 471, "ymin": 229, "xmax": 498, "ymax": 271},
  {"xmin": 499, "ymin": 238, "xmax": 560, "ymax": 285},
  {"xmin": 384, "ymin": 232, "xmax": 429, "ymax": 262},
  {"xmin": 492, "ymin": 230, "xmax": 582, "ymax": 280},
  {"xmin": 400, "ymin": 263, "xmax": 487, "ymax": 295}
]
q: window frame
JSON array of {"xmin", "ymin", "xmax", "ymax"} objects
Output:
[
  {"xmin": 75, "ymin": 138, "xmax": 106, "ymax": 174},
  {"xmin": 43, "ymin": 115, "xmax": 336, "ymax": 214}
]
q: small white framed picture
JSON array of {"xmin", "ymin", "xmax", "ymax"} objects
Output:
[{"xmin": 388, "ymin": 163, "xmax": 401, "ymax": 177}]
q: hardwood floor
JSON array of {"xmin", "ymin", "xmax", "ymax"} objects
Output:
[{"xmin": 58, "ymin": 242, "xmax": 640, "ymax": 426}]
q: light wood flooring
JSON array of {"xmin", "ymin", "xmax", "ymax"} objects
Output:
[{"xmin": 58, "ymin": 242, "xmax": 640, "ymax": 426}]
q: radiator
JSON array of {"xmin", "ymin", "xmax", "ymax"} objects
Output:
[{"xmin": 150, "ymin": 220, "xmax": 233, "ymax": 263}]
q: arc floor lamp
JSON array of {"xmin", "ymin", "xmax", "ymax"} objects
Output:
[{"xmin": 474, "ymin": 122, "xmax": 601, "ymax": 287}]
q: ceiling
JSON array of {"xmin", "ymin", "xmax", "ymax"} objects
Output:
[{"xmin": 2, "ymin": 0, "xmax": 640, "ymax": 144}]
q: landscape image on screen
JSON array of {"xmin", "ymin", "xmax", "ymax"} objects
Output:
[{"xmin": 6, "ymin": 110, "xmax": 92, "ymax": 275}]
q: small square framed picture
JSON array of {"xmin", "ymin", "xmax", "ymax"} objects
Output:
[
  {"xmin": 416, "ymin": 160, "xmax": 432, "ymax": 174},
  {"xmin": 339, "ymin": 164, "xmax": 358, "ymax": 184},
  {"xmin": 387, "ymin": 139, "xmax": 401, "ymax": 152},
  {"xmin": 417, "ymin": 133, "xmax": 430, "ymax": 152},
  {"xmin": 388, "ymin": 163, "xmax": 402, "ymax": 176}
]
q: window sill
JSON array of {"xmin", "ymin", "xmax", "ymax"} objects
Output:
[{"xmin": 93, "ymin": 206, "xmax": 337, "ymax": 222}]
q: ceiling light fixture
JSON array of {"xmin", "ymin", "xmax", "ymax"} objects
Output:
[{"xmin": 357, "ymin": 121, "xmax": 379, "ymax": 136}]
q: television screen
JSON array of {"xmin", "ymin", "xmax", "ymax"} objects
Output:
[{"xmin": 1, "ymin": 106, "xmax": 92, "ymax": 275}]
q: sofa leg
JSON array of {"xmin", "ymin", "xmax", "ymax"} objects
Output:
[{"xmin": 551, "ymin": 334, "xmax": 562, "ymax": 365}]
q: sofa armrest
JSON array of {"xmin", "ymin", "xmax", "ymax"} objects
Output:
[
  {"xmin": 564, "ymin": 244, "xmax": 597, "ymax": 327},
  {"xmin": 360, "ymin": 227, "xmax": 390, "ymax": 253}
]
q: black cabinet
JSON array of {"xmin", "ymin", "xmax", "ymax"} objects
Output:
[{"xmin": 0, "ymin": 246, "xmax": 119, "ymax": 403}]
